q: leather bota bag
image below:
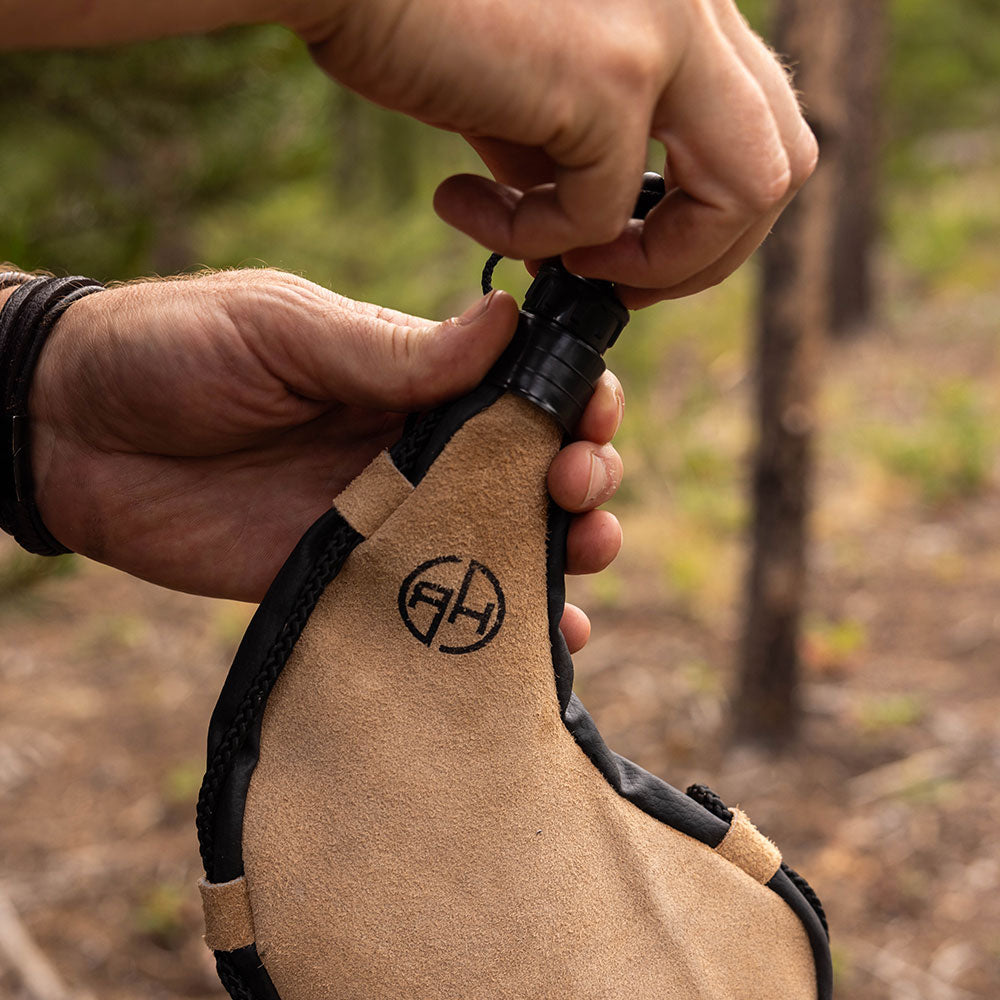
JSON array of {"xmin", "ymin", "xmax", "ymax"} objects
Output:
[{"xmin": 195, "ymin": 176, "xmax": 833, "ymax": 1000}]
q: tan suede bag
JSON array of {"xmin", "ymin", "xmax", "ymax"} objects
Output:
[{"xmin": 195, "ymin": 180, "xmax": 832, "ymax": 1000}]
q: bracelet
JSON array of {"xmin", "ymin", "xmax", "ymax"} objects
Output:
[
  {"xmin": 0, "ymin": 271, "xmax": 34, "ymax": 292},
  {"xmin": 0, "ymin": 275, "xmax": 106, "ymax": 556}
]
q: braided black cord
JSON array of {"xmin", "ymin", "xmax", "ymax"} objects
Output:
[
  {"xmin": 0, "ymin": 272, "xmax": 33, "ymax": 291},
  {"xmin": 685, "ymin": 783, "xmax": 734, "ymax": 823},
  {"xmin": 781, "ymin": 862, "xmax": 830, "ymax": 939},
  {"xmin": 1, "ymin": 276, "xmax": 105, "ymax": 554},
  {"xmin": 388, "ymin": 402, "xmax": 449, "ymax": 480},
  {"xmin": 481, "ymin": 252, "xmax": 503, "ymax": 295},
  {"xmin": 686, "ymin": 783, "xmax": 828, "ymax": 939},
  {"xmin": 216, "ymin": 956, "xmax": 257, "ymax": 1000},
  {"xmin": 195, "ymin": 519, "xmax": 360, "ymax": 869}
]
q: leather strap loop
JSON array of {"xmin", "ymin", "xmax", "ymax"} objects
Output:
[
  {"xmin": 715, "ymin": 807, "xmax": 783, "ymax": 884},
  {"xmin": 198, "ymin": 875, "xmax": 256, "ymax": 952}
]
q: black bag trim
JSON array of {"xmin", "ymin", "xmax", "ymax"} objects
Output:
[
  {"xmin": 545, "ymin": 501, "xmax": 731, "ymax": 848},
  {"xmin": 544, "ymin": 498, "xmax": 833, "ymax": 1000},
  {"xmin": 390, "ymin": 384, "xmax": 504, "ymax": 486},
  {"xmin": 767, "ymin": 867, "xmax": 835, "ymax": 999},
  {"xmin": 197, "ymin": 508, "xmax": 364, "ymax": 882},
  {"xmin": 199, "ymin": 388, "xmax": 833, "ymax": 999},
  {"xmin": 197, "ymin": 390, "xmax": 504, "ymax": 999},
  {"xmin": 216, "ymin": 945, "xmax": 281, "ymax": 1000}
]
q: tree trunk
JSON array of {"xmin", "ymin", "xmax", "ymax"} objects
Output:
[
  {"xmin": 734, "ymin": 0, "xmax": 845, "ymax": 748},
  {"xmin": 830, "ymin": 0, "xmax": 888, "ymax": 334}
]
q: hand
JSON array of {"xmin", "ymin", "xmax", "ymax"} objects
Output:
[
  {"xmin": 288, "ymin": 0, "xmax": 818, "ymax": 306},
  {"xmin": 26, "ymin": 269, "xmax": 623, "ymax": 651}
]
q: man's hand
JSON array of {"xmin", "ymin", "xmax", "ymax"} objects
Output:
[
  {"xmin": 290, "ymin": 0, "xmax": 818, "ymax": 307},
  {"xmin": 26, "ymin": 270, "xmax": 623, "ymax": 651},
  {"xmin": 5, "ymin": 0, "xmax": 815, "ymax": 304}
]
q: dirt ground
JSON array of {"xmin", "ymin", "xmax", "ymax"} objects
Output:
[{"xmin": 2, "ymin": 288, "xmax": 998, "ymax": 999}]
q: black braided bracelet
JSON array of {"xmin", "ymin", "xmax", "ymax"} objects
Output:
[
  {"xmin": 0, "ymin": 271, "xmax": 34, "ymax": 292},
  {"xmin": 0, "ymin": 275, "xmax": 106, "ymax": 556}
]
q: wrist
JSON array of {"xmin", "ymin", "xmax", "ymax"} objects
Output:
[{"xmin": 0, "ymin": 276, "xmax": 105, "ymax": 556}]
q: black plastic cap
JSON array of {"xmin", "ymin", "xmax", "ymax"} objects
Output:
[
  {"xmin": 485, "ymin": 172, "xmax": 667, "ymax": 432},
  {"xmin": 633, "ymin": 172, "xmax": 667, "ymax": 220},
  {"xmin": 521, "ymin": 263, "xmax": 629, "ymax": 355},
  {"xmin": 488, "ymin": 262, "xmax": 629, "ymax": 431}
]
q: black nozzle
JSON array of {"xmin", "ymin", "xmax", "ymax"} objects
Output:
[
  {"xmin": 485, "ymin": 172, "xmax": 666, "ymax": 432},
  {"xmin": 487, "ymin": 263, "xmax": 629, "ymax": 431},
  {"xmin": 633, "ymin": 171, "xmax": 667, "ymax": 220}
]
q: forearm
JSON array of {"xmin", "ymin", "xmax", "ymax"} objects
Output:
[{"xmin": 0, "ymin": 0, "xmax": 314, "ymax": 49}]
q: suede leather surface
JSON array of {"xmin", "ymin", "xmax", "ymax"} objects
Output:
[
  {"xmin": 199, "ymin": 876, "xmax": 255, "ymax": 952},
  {"xmin": 241, "ymin": 395, "xmax": 818, "ymax": 999},
  {"xmin": 334, "ymin": 450, "xmax": 414, "ymax": 538},
  {"xmin": 715, "ymin": 808, "xmax": 783, "ymax": 885}
]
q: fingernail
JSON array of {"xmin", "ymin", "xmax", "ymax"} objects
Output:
[
  {"xmin": 584, "ymin": 450, "xmax": 611, "ymax": 507},
  {"xmin": 455, "ymin": 289, "xmax": 495, "ymax": 325},
  {"xmin": 613, "ymin": 383, "xmax": 625, "ymax": 434}
]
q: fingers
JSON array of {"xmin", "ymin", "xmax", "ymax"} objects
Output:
[
  {"xmin": 225, "ymin": 271, "xmax": 521, "ymax": 411},
  {"xmin": 549, "ymin": 370, "xmax": 624, "ymax": 574},
  {"xmin": 706, "ymin": 0, "xmax": 812, "ymax": 144},
  {"xmin": 529, "ymin": 5, "xmax": 813, "ymax": 304},
  {"xmin": 462, "ymin": 135, "xmax": 558, "ymax": 192},
  {"xmin": 560, "ymin": 603, "xmax": 591, "ymax": 654},
  {"xmin": 548, "ymin": 441, "xmax": 623, "ymax": 513},
  {"xmin": 565, "ymin": 509, "xmax": 623, "ymax": 575},
  {"xmin": 613, "ymin": 196, "xmax": 787, "ymax": 307},
  {"xmin": 553, "ymin": 372, "xmax": 624, "ymax": 575},
  {"xmin": 575, "ymin": 370, "xmax": 624, "ymax": 445},
  {"xmin": 563, "ymin": 27, "xmax": 790, "ymax": 287},
  {"xmin": 435, "ymin": 108, "xmax": 651, "ymax": 260}
]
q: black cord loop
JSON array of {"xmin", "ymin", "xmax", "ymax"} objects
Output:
[{"xmin": 481, "ymin": 252, "xmax": 504, "ymax": 295}]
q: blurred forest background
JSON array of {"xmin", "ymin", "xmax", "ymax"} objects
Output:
[{"xmin": 1, "ymin": 1, "xmax": 999, "ymax": 998}]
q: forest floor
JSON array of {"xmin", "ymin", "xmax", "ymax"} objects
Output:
[{"xmin": 1, "ymin": 281, "xmax": 998, "ymax": 999}]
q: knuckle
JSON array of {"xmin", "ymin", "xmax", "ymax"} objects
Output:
[
  {"xmin": 256, "ymin": 266, "xmax": 287, "ymax": 282},
  {"xmin": 601, "ymin": 35, "xmax": 662, "ymax": 93},
  {"xmin": 740, "ymin": 154, "xmax": 793, "ymax": 213},
  {"xmin": 788, "ymin": 124, "xmax": 820, "ymax": 188},
  {"xmin": 380, "ymin": 325, "xmax": 419, "ymax": 401},
  {"xmin": 583, "ymin": 210, "xmax": 628, "ymax": 247},
  {"xmin": 387, "ymin": 322, "xmax": 418, "ymax": 368}
]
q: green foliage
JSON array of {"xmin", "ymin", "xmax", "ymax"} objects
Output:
[
  {"xmin": 587, "ymin": 567, "xmax": 626, "ymax": 610},
  {"xmin": 888, "ymin": 0, "xmax": 1000, "ymax": 144},
  {"xmin": 829, "ymin": 944, "xmax": 853, "ymax": 992},
  {"xmin": 133, "ymin": 882, "xmax": 188, "ymax": 949},
  {"xmin": 0, "ymin": 550, "xmax": 77, "ymax": 600},
  {"xmin": 0, "ymin": 26, "xmax": 489, "ymax": 317},
  {"xmin": 1, "ymin": 10, "xmax": 994, "ymax": 303},
  {"xmin": 680, "ymin": 658, "xmax": 724, "ymax": 697},
  {"xmin": 805, "ymin": 617, "xmax": 868, "ymax": 673},
  {"xmin": 872, "ymin": 380, "xmax": 994, "ymax": 507},
  {"xmin": 163, "ymin": 758, "xmax": 204, "ymax": 806},
  {"xmin": 211, "ymin": 600, "xmax": 256, "ymax": 648},
  {"xmin": 856, "ymin": 693, "xmax": 926, "ymax": 733},
  {"xmin": 76, "ymin": 611, "xmax": 149, "ymax": 657},
  {"xmin": 888, "ymin": 147, "xmax": 1000, "ymax": 291}
]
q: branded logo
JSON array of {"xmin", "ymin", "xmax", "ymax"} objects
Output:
[{"xmin": 398, "ymin": 556, "xmax": 506, "ymax": 654}]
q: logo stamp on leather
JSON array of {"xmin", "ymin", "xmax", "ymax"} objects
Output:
[{"xmin": 398, "ymin": 556, "xmax": 506, "ymax": 654}]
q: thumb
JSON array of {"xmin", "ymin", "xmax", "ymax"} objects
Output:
[
  {"xmin": 346, "ymin": 288, "xmax": 521, "ymax": 411},
  {"xmin": 244, "ymin": 279, "xmax": 520, "ymax": 411}
]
